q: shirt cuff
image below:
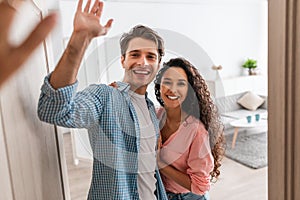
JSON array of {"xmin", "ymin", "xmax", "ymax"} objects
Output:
[{"xmin": 41, "ymin": 73, "xmax": 78, "ymax": 102}]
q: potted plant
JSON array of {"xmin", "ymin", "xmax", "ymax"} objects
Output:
[{"xmin": 242, "ymin": 58, "xmax": 257, "ymax": 75}]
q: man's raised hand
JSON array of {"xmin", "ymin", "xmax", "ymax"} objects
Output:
[{"xmin": 74, "ymin": 0, "xmax": 113, "ymax": 40}]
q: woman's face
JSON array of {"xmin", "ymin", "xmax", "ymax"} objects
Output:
[{"xmin": 160, "ymin": 67, "xmax": 189, "ymax": 109}]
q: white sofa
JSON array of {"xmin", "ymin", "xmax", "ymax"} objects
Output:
[{"xmin": 215, "ymin": 92, "xmax": 268, "ymax": 130}]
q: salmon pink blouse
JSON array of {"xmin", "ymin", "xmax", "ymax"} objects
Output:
[{"xmin": 156, "ymin": 107, "xmax": 214, "ymax": 195}]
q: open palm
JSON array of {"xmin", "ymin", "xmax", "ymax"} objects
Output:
[{"xmin": 74, "ymin": 0, "xmax": 113, "ymax": 39}]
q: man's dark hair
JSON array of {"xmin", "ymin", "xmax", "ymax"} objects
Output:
[{"xmin": 120, "ymin": 25, "xmax": 165, "ymax": 62}]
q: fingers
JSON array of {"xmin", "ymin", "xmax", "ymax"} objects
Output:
[
  {"xmin": 157, "ymin": 135, "xmax": 162, "ymax": 150},
  {"xmin": 90, "ymin": 0, "xmax": 99, "ymax": 14},
  {"xmin": 99, "ymin": 19, "xmax": 113, "ymax": 36},
  {"xmin": 15, "ymin": 13, "xmax": 57, "ymax": 63},
  {"xmin": 84, "ymin": 0, "xmax": 91, "ymax": 13},
  {"xmin": 96, "ymin": 1, "xmax": 103, "ymax": 17},
  {"xmin": 0, "ymin": 1, "xmax": 16, "ymax": 34},
  {"xmin": 108, "ymin": 81, "xmax": 117, "ymax": 88},
  {"xmin": 78, "ymin": 0, "xmax": 103, "ymax": 14},
  {"xmin": 104, "ymin": 18, "xmax": 113, "ymax": 30},
  {"xmin": 76, "ymin": 0, "xmax": 83, "ymax": 12}
]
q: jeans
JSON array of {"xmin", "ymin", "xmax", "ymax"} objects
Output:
[{"xmin": 166, "ymin": 192, "xmax": 209, "ymax": 200}]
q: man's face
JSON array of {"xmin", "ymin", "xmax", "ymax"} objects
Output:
[{"xmin": 121, "ymin": 37, "xmax": 160, "ymax": 94}]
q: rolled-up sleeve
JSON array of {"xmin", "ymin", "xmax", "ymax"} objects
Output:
[
  {"xmin": 186, "ymin": 130, "xmax": 214, "ymax": 195},
  {"xmin": 37, "ymin": 74, "xmax": 104, "ymax": 128}
]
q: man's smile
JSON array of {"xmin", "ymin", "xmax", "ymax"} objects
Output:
[{"xmin": 133, "ymin": 69, "xmax": 151, "ymax": 75}]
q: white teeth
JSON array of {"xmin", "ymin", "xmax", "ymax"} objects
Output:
[
  {"xmin": 167, "ymin": 95, "xmax": 179, "ymax": 100},
  {"xmin": 133, "ymin": 70, "xmax": 150, "ymax": 75}
]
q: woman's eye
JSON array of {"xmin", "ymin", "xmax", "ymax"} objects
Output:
[
  {"xmin": 178, "ymin": 82, "xmax": 186, "ymax": 86},
  {"xmin": 162, "ymin": 81, "xmax": 171, "ymax": 85}
]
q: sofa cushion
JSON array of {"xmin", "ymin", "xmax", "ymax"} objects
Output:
[{"xmin": 237, "ymin": 91, "xmax": 265, "ymax": 111}]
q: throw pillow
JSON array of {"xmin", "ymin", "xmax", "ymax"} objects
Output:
[{"xmin": 237, "ymin": 91, "xmax": 265, "ymax": 111}]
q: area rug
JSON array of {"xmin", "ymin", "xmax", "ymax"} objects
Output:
[{"xmin": 225, "ymin": 131, "xmax": 267, "ymax": 169}]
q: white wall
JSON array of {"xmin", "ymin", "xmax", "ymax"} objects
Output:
[
  {"xmin": 58, "ymin": 0, "xmax": 268, "ymax": 81},
  {"xmin": 207, "ymin": 75, "xmax": 268, "ymax": 98}
]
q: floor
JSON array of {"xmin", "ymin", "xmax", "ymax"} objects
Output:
[
  {"xmin": 210, "ymin": 157, "xmax": 267, "ymax": 200},
  {"xmin": 63, "ymin": 133, "xmax": 92, "ymax": 200},
  {"xmin": 63, "ymin": 132, "xmax": 267, "ymax": 200}
]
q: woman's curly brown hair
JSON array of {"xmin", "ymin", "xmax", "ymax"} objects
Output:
[{"xmin": 154, "ymin": 57, "xmax": 225, "ymax": 181}]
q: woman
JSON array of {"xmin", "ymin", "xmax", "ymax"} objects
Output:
[{"xmin": 154, "ymin": 58, "xmax": 225, "ymax": 200}]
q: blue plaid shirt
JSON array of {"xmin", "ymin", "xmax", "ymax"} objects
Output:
[{"xmin": 38, "ymin": 76, "xmax": 167, "ymax": 200}]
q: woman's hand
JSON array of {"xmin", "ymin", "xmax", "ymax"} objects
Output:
[
  {"xmin": 157, "ymin": 135, "xmax": 168, "ymax": 169},
  {"xmin": 108, "ymin": 81, "xmax": 118, "ymax": 88}
]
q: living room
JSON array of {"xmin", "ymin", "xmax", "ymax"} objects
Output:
[
  {"xmin": 53, "ymin": 0, "xmax": 268, "ymax": 199},
  {"xmin": 3, "ymin": 0, "xmax": 300, "ymax": 199}
]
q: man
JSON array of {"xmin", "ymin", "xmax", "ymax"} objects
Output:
[
  {"xmin": 0, "ymin": 0, "xmax": 57, "ymax": 87},
  {"xmin": 38, "ymin": 0, "xmax": 167, "ymax": 199}
]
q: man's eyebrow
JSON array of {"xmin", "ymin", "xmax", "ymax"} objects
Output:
[
  {"xmin": 148, "ymin": 52, "xmax": 158, "ymax": 57},
  {"xmin": 127, "ymin": 49, "xmax": 157, "ymax": 53},
  {"xmin": 128, "ymin": 50, "xmax": 141, "ymax": 53}
]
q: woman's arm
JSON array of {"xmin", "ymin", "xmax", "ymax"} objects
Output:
[
  {"xmin": 159, "ymin": 163, "xmax": 192, "ymax": 190},
  {"xmin": 158, "ymin": 127, "xmax": 213, "ymax": 194},
  {"xmin": 186, "ymin": 130, "xmax": 214, "ymax": 194}
]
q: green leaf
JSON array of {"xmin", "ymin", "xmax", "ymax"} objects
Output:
[{"xmin": 242, "ymin": 58, "xmax": 257, "ymax": 69}]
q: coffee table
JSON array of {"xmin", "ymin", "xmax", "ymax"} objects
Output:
[{"xmin": 229, "ymin": 117, "xmax": 267, "ymax": 148}]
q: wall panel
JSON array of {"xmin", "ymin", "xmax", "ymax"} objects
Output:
[{"xmin": 0, "ymin": 105, "xmax": 13, "ymax": 200}]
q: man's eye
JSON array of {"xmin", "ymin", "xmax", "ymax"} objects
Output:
[
  {"xmin": 147, "ymin": 55, "xmax": 157, "ymax": 60},
  {"xmin": 130, "ymin": 54, "xmax": 139, "ymax": 57}
]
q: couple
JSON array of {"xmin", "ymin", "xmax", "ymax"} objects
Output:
[{"xmin": 37, "ymin": 0, "xmax": 225, "ymax": 199}]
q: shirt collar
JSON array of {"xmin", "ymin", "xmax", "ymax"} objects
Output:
[
  {"xmin": 116, "ymin": 81, "xmax": 149, "ymax": 97},
  {"xmin": 116, "ymin": 81, "xmax": 154, "ymax": 107}
]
